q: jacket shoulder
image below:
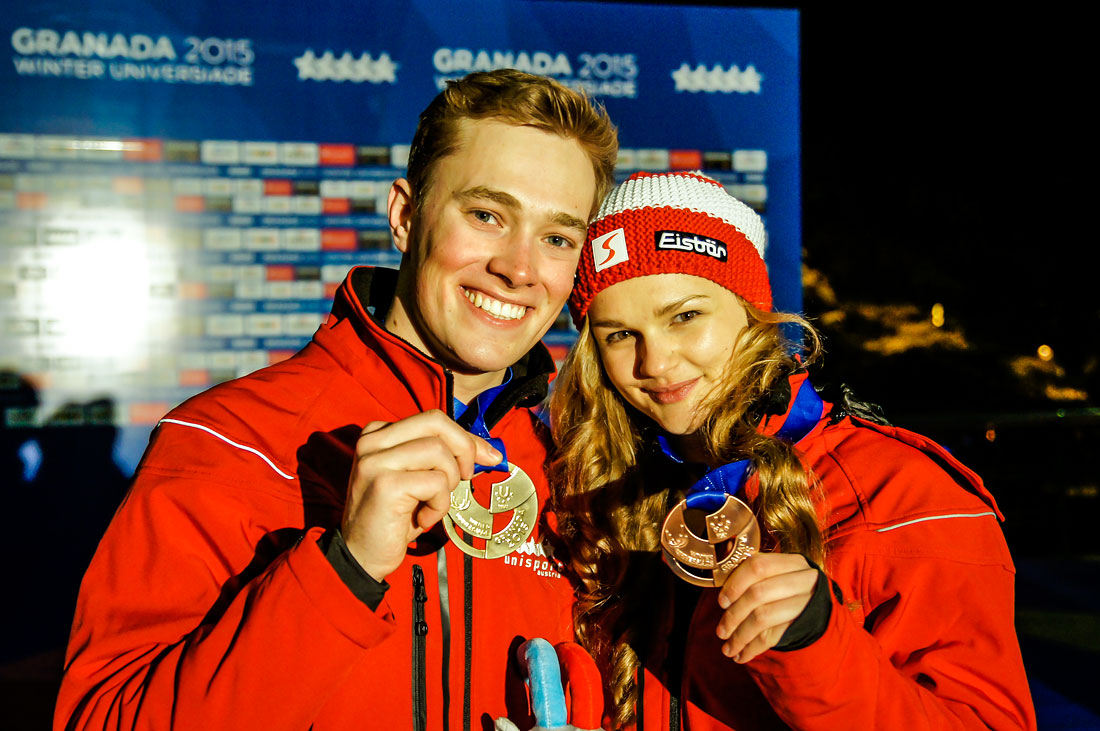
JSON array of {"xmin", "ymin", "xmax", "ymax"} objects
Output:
[
  {"xmin": 145, "ymin": 344, "xmax": 392, "ymax": 486},
  {"xmin": 811, "ymin": 417, "xmax": 1011, "ymax": 566}
]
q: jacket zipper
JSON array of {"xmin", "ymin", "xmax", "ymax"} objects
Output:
[
  {"xmin": 666, "ymin": 582, "xmax": 700, "ymax": 731},
  {"xmin": 463, "ymin": 553, "xmax": 473, "ymax": 731},
  {"xmin": 413, "ymin": 564, "xmax": 429, "ymax": 731},
  {"xmin": 445, "ymin": 369, "xmax": 474, "ymax": 731}
]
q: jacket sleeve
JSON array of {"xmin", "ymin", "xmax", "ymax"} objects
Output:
[
  {"xmin": 747, "ymin": 550, "xmax": 1034, "ymax": 730},
  {"xmin": 53, "ymin": 436, "xmax": 396, "ymax": 730},
  {"xmin": 744, "ymin": 430, "xmax": 1036, "ymax": 730}
]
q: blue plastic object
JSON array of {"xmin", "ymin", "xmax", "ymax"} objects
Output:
[{"xmin": 518, "ymin": 638, "xmax": 568, "ymax": 729}]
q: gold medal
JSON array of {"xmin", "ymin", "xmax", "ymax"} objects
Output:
[
  {"xmin": 444, "ymin": 463, "xmax": 539, "ymax": 559},
  {"xmin": 660, "ymin": 494, "xmax": 760, "ymax": 587}
]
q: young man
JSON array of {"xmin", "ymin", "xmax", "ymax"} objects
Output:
[{"xmin": 54, "ymin": 70, "xmax": 618, "ymax": 731}]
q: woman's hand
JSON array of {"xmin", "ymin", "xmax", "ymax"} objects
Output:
[{"xmin": 715, "ymin": 552, "xmax": 820, "ymax": 663}]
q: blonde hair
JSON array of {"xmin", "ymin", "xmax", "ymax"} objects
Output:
[
  {"xmin": 549, "ymin": 300, "xmax": 824, "ymax": 728},
  {"xmin": 406, "ymin": 69, "xmax": 618, "ymax": 219}
]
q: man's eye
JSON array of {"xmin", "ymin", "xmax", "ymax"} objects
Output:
[
  {"xmin": 546, "ymin": 234, "xmax": 575, "ymax": 249},
  {"xmin": 471, "ymin": 210, "xmax": 498, "ymax": 225}
]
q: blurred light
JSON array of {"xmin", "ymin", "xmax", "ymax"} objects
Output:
[
  {"xmin": 1037, "ymin": 344, "xmax": 1053, "ymax": 361},
  {"xmin": 18, "ymin": 438, "xmax": 43, "ymax": 482},
  {"xmin": 1045, "ymin": 386, "xmax": 1088, "ymax": 402},
  {"xmin": 931, "ymin": 303, "xmax": 944, "ymax": 328},
  {"xmin": 984, "ymin": 429, "xmax": 996, "ymax": 442},
  {"xmin": 37, "ymin": 210, "xmax": 158, "ymax": 364}
]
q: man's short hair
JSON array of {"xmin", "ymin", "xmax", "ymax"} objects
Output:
[{"xmin": 407, "ymin": 69, "xmax": 618, "ymax": 219}]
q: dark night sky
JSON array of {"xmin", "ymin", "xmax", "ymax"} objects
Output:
[
  {"xmin": 802, "ymin": 6, "xmax": 1088, "ymax": 316},
  {"xmin": 795, "ymin": 6, "xmax": 1092, "ymax": 412}
]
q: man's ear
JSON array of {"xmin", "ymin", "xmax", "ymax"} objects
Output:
[{"xmin": 388, "ymin": 178, "xmax": 414, "ymax": 254}]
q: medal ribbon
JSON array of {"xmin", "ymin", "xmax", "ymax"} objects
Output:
[
  {"xmin": 658, "ymin": 377, "xmax": 825, "ymax": 512},
  {"xmin": 453, "ymin": 372, "xmax": 512, "ymax": 475}
]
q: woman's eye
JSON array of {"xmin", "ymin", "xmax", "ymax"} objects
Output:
[
  {"xmin": 674, "ymin": 310, "xmax": 701, "ymax": 323},
  {"xmin": 604, "ymin": 330, "xmax": 632, "ymax": 344}
]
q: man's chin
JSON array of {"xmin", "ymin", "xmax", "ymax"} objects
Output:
[
  {"xmin": 436, "ymin": 321, "xmax": 554, "ymax": 376},
  {"xmin": 436, "ymin": 341, "xmax": 515, "ymax": 371}
]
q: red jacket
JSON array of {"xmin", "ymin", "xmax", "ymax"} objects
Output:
[
  {"xmin": 55, "ymin": 266, "xmax": 575, "ymax": 731},
  {"xmin": 637, "ymin": 374, "xmax": 1036, "ymax": 730}
]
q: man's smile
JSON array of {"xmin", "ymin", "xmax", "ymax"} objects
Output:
[{"xmin": 462, "ymin": 287, "xmax": 529, "ymax": 321}]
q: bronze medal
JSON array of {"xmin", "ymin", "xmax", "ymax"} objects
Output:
[
  {"xmin": 660, "ymin": 494, "xmax": 760, "ymax": 587},
  {"xmin": 444, "ymin": 463, "xmax": 539, "ymax": 559}
]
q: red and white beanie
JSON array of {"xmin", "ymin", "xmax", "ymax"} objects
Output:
[{"xmin": 568, "ymin": 171, "xmax": 770, "ymax": 327}]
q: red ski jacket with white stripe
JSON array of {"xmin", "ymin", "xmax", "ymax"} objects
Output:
[
  {"xmin": 55, "ymin": 266, "xmax": 575, "ymax": 731},
  {"xmin": 636, "ymin": 373, "xmax": 1036, "ymax": 730}
]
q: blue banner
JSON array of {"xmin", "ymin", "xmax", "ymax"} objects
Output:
[{"xmin": 0, "ymin": 0, "xmax": 800, "ymax": 474}]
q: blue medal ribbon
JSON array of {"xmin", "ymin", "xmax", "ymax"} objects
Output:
[
  {"xmin": 658, "ymin": 377, "xmax": 825, "ymax": 512},
  {"xmin": 453, "ymin": 370, "xmax": 512, "ymax": 475}
]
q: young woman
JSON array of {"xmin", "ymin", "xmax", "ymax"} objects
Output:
[{"xmin": 549, "ymin": 171, "xmax": 1035, "ymax": 730}]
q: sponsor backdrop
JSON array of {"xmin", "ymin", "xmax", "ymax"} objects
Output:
[{"xmin": 0, "ymin": 1, "xmax": 800, "ymax": 475}]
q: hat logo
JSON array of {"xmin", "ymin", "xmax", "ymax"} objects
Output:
[
  {"xmin": 655, "ymin": 230, "xmax": 728, "ymax": 262},
  {"xmin": 592, "ymin": 227, "xmax": 629, "ymax": 272}
]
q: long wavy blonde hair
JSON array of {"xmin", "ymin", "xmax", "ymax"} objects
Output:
[{"xmin": 548, "ymin": 299, "xmax": 825, "ymax": 728}]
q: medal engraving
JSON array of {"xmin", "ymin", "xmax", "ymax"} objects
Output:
[
  {"xmin": 660, "ymin": 494, "xmax": 760, "ymax": 587},
  {"xmin": 485, "ymin": 497, "xmax": 537, "ymax": 559},
  {"xmin": 708, "ymin": 515, "xmax": 733, "ymax": 540},
  {"xmin": 450, "ymin": 482, "xmax": 473, "ymax": 512},
  {"xmin": 663, "ymin": 527, "xmax": 690, "ymax": 549},
  {"xmin": 444, "ymin": 464, "xmax": 539, "ymax": 559}
]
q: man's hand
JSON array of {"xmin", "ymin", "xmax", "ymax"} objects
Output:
[
  {"xmin": 714, "ymin": 553, "xmax": 819, "ymax": 663},
  {"xmin": 341, "ymin": 410, "xmax": 503, "ymax": 582}
]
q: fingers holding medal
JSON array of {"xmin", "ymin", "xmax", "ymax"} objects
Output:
[
  {"xmin": 341, "ymin": 410, "xmax": 505, "ymax": 581},
  {"xmin": 714, "ymin": 552, "xmax": 820, "ymax": 664}
]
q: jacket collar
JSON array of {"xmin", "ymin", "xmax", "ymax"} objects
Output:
[
  {"xmin": 758, "ymin": 371, "xmax": 830, "ymax": 439},
  {"xmin": 319, "ymin": 266, "xmax": 555, "ymax": 425}
]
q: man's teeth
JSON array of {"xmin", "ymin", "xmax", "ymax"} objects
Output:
[{"xmin": 464, "ymin": 289, "xmax": 527, "ymax": 321}]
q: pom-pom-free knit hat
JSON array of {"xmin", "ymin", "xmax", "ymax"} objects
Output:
[{"xmin": 568, "ymin": 171, "xmax": 770, "ymax": 327}]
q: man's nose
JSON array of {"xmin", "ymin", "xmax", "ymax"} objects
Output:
[{"xmin": 488, "ymin": 234, "xmax": 537, "ymax": 289}]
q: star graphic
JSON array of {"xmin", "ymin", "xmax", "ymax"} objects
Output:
[
  {"xmin": 707, "ymin": 64, "xmax": 728, "ymax": 92},
  {"xmin": 671, "ymin": 62, "xmax": 695, "ymax": 92},
  {"xmin": 353, "ymin": 53, "xmax": 375, "ymax": 82},
  {"xmin": 333, "ymin": 51, "xmax": 356, "ymax": 82},
  {"xmin": 292, "ymin": 49, "xmax": 317, "ymax": 81},
  {"xmin": 741, "ymin": 64, "xmax": 763, "ymax": 94},
  {"xmin": 315, "ymin": 51, "xmax": 336, "ymax": 81},
  {"xmin": 724, "ymin": 65, "xmax": 744, "ymax": 93},
  {"xmin": 373, "ymin": 53, "xmax": 399, "ymax": 84}
]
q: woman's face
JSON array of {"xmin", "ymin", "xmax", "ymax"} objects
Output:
[{"xmin": 588, "ymin": 273, "xmax": 749, "ymax": 435}]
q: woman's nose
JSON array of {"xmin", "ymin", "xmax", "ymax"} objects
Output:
[{"xmin": 636, "ymin": 337, "xmax": 676, "ymax": 379}]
